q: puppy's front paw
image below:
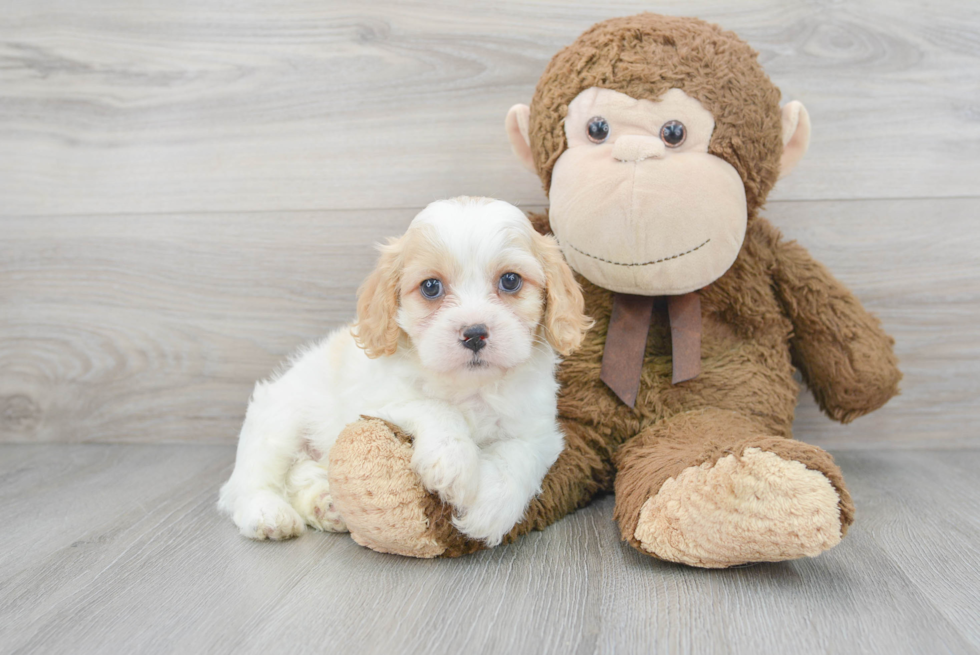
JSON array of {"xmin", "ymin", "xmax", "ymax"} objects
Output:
[
  {"xmin": 233, "ymin": 491, "xmax": 306, "ymax": 540},
  {"xmin": 452, "ymin": 488, "xmax": 528, "ymax": 547},
  {"xmin": 411, "ymin": 435, "xmax": 481, "ymax": 508},
  {"xmin": 451, "ymin": 464, "xmax": 534, "ymax": 546}
]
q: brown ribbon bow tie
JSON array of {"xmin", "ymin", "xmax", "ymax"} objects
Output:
[{"xmin": 599, "ymin": 291, "xmax": 702, "ymax": 408}]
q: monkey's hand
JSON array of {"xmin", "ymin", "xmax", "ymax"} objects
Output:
[
  {"xmin": 328, "ymin": 417, "xmax": 486, "ymax": 559},
  {"xmin": 772, "ymin": 235, "xmax": 901, "ymax": 423}
]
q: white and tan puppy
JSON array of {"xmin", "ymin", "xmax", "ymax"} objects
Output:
[{"xmin": 218, "ymin": 197, "xmax": 591, "ymax": 546}]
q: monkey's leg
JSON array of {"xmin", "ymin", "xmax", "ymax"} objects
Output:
[
  {"xmin": 328, "ymin": 417, "xmax": 614, "ymax": 558},
  {"xmin": 613, "ymin": 408, "xmax": 854, "ymax": 568}
]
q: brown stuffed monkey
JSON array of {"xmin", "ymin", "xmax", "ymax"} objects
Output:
[{"xmin": 328, "ymin": 14, "xmax": 901, "ymax": 567}]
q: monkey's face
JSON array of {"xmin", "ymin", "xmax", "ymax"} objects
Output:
[{"xmin": 548, "ymin": 88, "xmax": 747, "ymax": 296}]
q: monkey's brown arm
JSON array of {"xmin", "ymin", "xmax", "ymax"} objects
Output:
[{"xmin": 771, "ymin": 235, "xmax": 901, "ymax": 423}]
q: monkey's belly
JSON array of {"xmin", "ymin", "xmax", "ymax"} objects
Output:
[{"xmin": 556, "ymin": 310, "xmax": 798, "ymax": 445}]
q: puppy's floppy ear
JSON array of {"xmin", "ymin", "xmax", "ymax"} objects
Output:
[
  {"xmin": 532, "ymin": 231, "xmax": 593, "ymax": 356},
  {"xmin": 352, "ymin": 236, "xmax": 404, "ymax": 358}
]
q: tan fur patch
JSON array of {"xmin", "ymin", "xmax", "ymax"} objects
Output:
[
  {"xmin": 633, "ymin": 448, "xmax": 842, "ymax": 568},
  {"xmin": 531, "ymin": 230, "xmax": 592, "ymax": 355},
  {"xmin": 352, "ymin": 237, "xmax": 405, "ymax": 358},
  {"xmin": 500, "ymin": 277, "xmax": 545, "ymax": 331},
  {"xmin": 399, "ymin": 224, "xmax": 463, "ymax": 296}
]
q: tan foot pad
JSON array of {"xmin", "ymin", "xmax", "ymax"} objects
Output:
[
  {"xmin": 635, "ymin": 448, "xmax": 842, "ymax": 568},
  {"xmin": 329, "ymin": 419, "xmax": 446, "ymax": 558}
]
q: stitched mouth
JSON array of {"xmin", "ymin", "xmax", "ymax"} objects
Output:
[{"xmin": 558, "ymin": 237, "xmax": 711, "ymax": 267}]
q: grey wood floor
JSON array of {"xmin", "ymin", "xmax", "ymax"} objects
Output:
[
  {"xmin": 2, "ymin": 0, "xmax": 979, "ymax": 653},
  {"xmin": 1, "ymin": 444, "xmax": 978, "ymax": 654}
]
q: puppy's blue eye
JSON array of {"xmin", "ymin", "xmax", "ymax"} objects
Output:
[
  {"xmin": 420, "ymin": 278, "xmax": 443, "ymax": 299},
  {"xmin": 498, "ymin": 272, "xmax": 522, "ymax": 293}
]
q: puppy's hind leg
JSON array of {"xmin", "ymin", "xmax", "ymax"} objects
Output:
[
  {"xmin": 218, "ymin": 383, "xmax": 307, "ymax": 540},
  {"xmin": 286, "ymin": 457, "xmax": 347, "ymax": 533}
]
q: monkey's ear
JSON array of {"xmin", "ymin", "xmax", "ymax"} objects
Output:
[
  {"xmin": 505, "ymin": 104, "xmax": 536, "ymax": 173},
  {"xmin": 778, "ymin": 101, "xmax": 811, "ymax": 179}
]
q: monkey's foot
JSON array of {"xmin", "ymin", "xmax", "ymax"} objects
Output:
[
  {"xmin": 634, "ymin": 447, "xmax": 843, "ymax": 568},
  {"xmin": 613, "ymin": 410, "xmax": 854, "ymax": 569},
  {"xmin": 328, "ymin": 418, "xmax": 484, "ymax": 559}
]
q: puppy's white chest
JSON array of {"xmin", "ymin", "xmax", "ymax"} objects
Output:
[{"xmin": 457, "ymin": 397, "xmax": 509, "ymax": 447}]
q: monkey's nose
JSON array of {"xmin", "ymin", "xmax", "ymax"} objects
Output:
[
  {"xmin": 612, "ymin": 135, "xmax": 666, "ymax": 163},
  {"xmin": 461, "ymin": 324, "xmax": 488, "ymax": 352}
]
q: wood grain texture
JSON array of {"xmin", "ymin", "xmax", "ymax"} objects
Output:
[
  {"xmin": 2, "ymin": 198, "xmax": 977, "ymax": 447},
  {"xmin": 1, "ymin": 0, "xmax": 978, "ymax": 216},
  {"xmin": 0, "ymin": 208, "xmax": 418, "ymax": 444},
  {"xmin": 1, "ymin": 443, "xmax": 978, "ymax": 654}
]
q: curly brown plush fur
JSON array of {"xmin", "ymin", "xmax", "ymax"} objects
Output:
[
  {"xmin": 529, "ymin": 13, "xmax": 783, "ymax": 210},
  {"xmin": 328, "ymin": 13, "xmax": 901, "ymax": 567}
]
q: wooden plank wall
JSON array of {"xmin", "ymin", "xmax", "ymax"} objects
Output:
[{"xmin": 2, "ymin": 1, "xmax": 978, "ymax": 448}]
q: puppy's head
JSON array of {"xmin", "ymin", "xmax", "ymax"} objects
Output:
[{"xmin": 353, "ymin": 197, "xmax": 591, "ymax": 376}]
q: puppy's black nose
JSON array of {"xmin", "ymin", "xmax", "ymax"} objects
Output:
[{"xmin": 461, "ymin": 324, "xmax": 488, "ymax": 352}]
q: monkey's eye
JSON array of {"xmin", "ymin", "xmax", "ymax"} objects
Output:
[
  {"xmin": 420, "ymin": 278, "xmax": 443, "ymax": 299},
  {"xmin": 498, "ymin": 272, "xmax": 522, "ymax": 293},
  {"xmin": 587, "ymin": 117, "xmax": 610, "ymax": 143},
  {"xmin": 660, "ymin": 120, "xmax": 686, "ymax": 147}
]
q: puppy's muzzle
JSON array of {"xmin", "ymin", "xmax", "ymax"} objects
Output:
[{"xmin": 461, "ymin": 324, "xmax": 489, "ymax": 352}]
